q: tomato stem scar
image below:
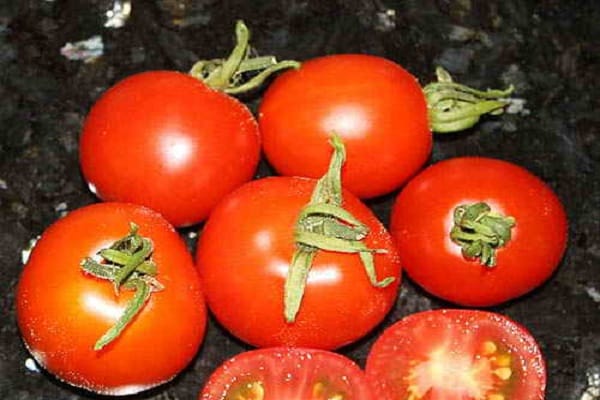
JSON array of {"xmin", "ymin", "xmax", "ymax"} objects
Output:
[
  {"xmin": 80, "ymin": 223, "xmax": 163, "ymax": 351},
  {"xmin": 284, "ymin": 134, "xmax": 395, "ymax": 323},
  {"xmin": 423, "ymin": 66, "xmax": 514, "ymax": 133},
  {"xmin": 189, "ymin": 20, "xmax": 300, "ymax": 94},
  {"xmin": 450, "ymin": 202, "xmax": 516, "ymax": 267}
]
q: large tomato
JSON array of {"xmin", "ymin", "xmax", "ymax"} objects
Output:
[
  {"xmin": 365, "ymin": 309, "xmax": 546, "ymax": 400},
  {"xmin": 16, "ymin": 202, "xmax": 207, "ymax": 395},
  {"xmin": 196, "ymin": 176, "xmax": 401, "ymax": 350},
  {"xmin": 390, "ymin": 157, "xmax": 568, "ymax": 306},
  {"xmin": 199, "ymin": 347, "xmax": 376, "ymax": 399},
  {"xmin": 79, "ymin": 70, "xmax": 260, "ymax": 227},
  {"xmin": 258, "ymin": 54, "xmax": 432, "ymax": 198}
]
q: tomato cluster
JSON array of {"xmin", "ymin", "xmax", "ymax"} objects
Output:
[{"xmin": 15, "ymin": 20, "xmax": 567, "ymax": 399}]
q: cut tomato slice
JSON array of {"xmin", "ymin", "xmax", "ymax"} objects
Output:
[
  {"xmin": 365, "ymin": 309, "xmax": 546, "ymax": 400},
  {"xmin": 199, "ymin": 347, "xmax": 375, "ymax": 400}
]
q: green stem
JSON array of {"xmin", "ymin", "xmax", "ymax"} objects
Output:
[
  {"xmin": 80, "ymin": 223, "xmax": 163, "ymax": 350},
  {"xmin": 449, "ymin": 202, "xmax": 516, "ymax": 267},
  {"xmin": 188, "ymin": 20, "xmax": 300, "ymax": 94},
  {"xmin": 93, "ymin": 279, "xmax": 151, "ymax": 351},
  {"xmin": 423, "ymin": 66, "xmax": 514, "ymax": 133},
  {"xmin": 284, "ymin": 134, "xmax": 395, "ymax": 323},
  {"xmin": 284, "ymin": 249, "xmax": 315, "ymax": 323}
]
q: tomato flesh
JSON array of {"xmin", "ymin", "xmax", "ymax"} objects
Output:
[
  {"xmin": 365, "ymin": 309, "xmax": 546, "ymax": 400},
  {"xmin": 199, "ymin": 347, "xmax": 376, "ymax": 400}
]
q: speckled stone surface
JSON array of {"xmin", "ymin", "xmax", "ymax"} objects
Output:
[{"xmin": 0, "ymin": 1, "xmax": 598, "ymax": 399}]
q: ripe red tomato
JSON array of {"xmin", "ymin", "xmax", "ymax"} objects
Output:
[
  {"xmin": 199, "ymin": 347, "xmax": 376, "ymax": 399},
  {"xmin": 16, "ymin": 202, "xmax": 207, "ymax": 395},
  {"xmin": 79, "ymin": 70, "xmax": 260, "ymax": 227},
  {"xmin": 390, "ymin": 157, "xmax": 568, "ymax": 306},
  {"xmin": 258, "ymin": 54, "xmax": 432, "ymax": 198},
  {"xmin": 365, "ymin": 309, "xmax": 546, "ymax": 400},
  {"xmin": 196, "ymin": 176, "xmax": 401, "ymax": 350}
]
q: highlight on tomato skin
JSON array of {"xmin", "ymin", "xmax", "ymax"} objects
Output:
[
  {"xmin": 365, "ymin": 309, "xmax": 547, "ymax": 400},
  {"xmin": 198, "ymin": 347, "xmax": 377, "ymax": 400},
  {"xmin": 15, "ymin": 202, "xmax": 207, "ymax": 396}
]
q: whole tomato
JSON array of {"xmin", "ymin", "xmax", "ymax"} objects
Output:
[
  {"xmin": 16, "ymin": 202, "xmax": 207, "ymax": 395},
  {"xmin": 196, "ymin": 137, "xmax": 401, "ymax": 350},
  {"xmin": 259, "ymin": 54, "xmax": 431, "ymax": 198},
  {"xmin": 258, "ymin": 54, "xmax": 512, "ymax": 198},
  {"xmin": 390, "ymin": 157, "xmax": 568, "ymax": 306},
  {"xmin": 79, "ymin": 70, "xmax": 260, "ymax": 227}
]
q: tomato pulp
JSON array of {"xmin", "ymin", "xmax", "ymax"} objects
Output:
[
  {"xmin": 199, "ymin": 347, "xmax": 376, "ymax": 400},
  {"xmin": 365, "ymin": 309, "xmax": 546, "ymax": 400}
]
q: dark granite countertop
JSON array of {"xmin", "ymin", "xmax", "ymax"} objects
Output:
[{"xmin": 1, "ymin": 1, "xmax": 598, "ymax": 399}]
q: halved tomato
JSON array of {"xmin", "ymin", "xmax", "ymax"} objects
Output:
[
  {"xmin": 365, "ymin": 309, "xmax": 546, "ymax": 400},
  {"xmin": 199, "ymin": 347, "xmax": 375, "ymax": 400}
]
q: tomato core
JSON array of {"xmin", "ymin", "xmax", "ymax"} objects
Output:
[{"xmin": 407, "ymin": 340, "xmax": 514, "ymax": 400}]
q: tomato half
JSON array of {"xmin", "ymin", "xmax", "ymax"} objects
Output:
[
  {"xmin": 16, "ymin": 202, "xmax": 207, "ymax": 395},
  {"xmin": 365, "ymin": 309, "xmax": 546, "ymax": 400},
  {"xmin": 258, "ymin": 54, "xmax": 432, "ymax": 198},
  {"xmin": 196, "ymin": 176, "xmax": 401, "ymax": 350},
  {"xmin": 390, "ymin": 157, "xmax": 568, "ymax": 306},
  {"xmin": 199, "ymin": 347, "xmax": 376, "ymax": 400},
  {"xmin": 79, "ymin": 70, "xmax": 260, "ymax": 227}
]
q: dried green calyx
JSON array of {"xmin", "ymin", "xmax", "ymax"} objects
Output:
[
  {"xmin": 423, "ymin": 67, "xmax": 514, "ymax": 133},
  {"xmin": 81, "ymin": 223, "xmax": 163, "ymax": 350},
  {"xmin": 189, "ymin": 20, "xmax": 300, "ymax": 94},
  {"xmin": 450, "ymin": 202, "xmax": 516, "ymax": 267},
  {"xmin": 284, "ymin": 134, "xmax": 395, "ymax": 323}
]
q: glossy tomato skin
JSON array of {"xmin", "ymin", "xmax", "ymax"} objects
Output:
[
  {"xmin": 365, "ymin": 309, "xmax": 546, "ymax": 400},
  {"xmin": 196, "ymin": 176, "xmax": 401, "ymax": 350},
  {"xmin": 199, "ymin": 347, "xmax": 376, "ymax": 400},
  {"xmin": 258, "ymin": 54, "xmax": 431, "ymax": 199},
  {"xmin": 80, "ymin": 70, "xmax": 260, "ymax": 227},
  {"xmin": 16, "ymin": 202, "xmax": 207, "ymax": 395},
  {"xmin": 390, "ymin": 157, "xmax": 568, "ymax": 306}
]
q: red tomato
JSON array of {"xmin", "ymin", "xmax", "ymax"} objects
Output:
[
  {"xmin": 390, "ymin": 156, "xmax": 568, "ymax": 306},
  {"xmin": 196, "ymin": 176, "xmax": 401, "ymax": 350},
  {"xmin": 79, "ymin": 70, "xmax": 260, "ymax": 227},
  {"xmin": 16, "ymin": 202, "xmax": 207, "ymax": 395},
  {"xmin": 365, "ymin": 309, "xmax": 546, "ymax": 400},
  {"xmin": 258, "ymin": 54, "xmax": 432, "ymax": 198},
  {"xmin": 199, "ymin": 347, "xmax": 376, "ymax": 399}
]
